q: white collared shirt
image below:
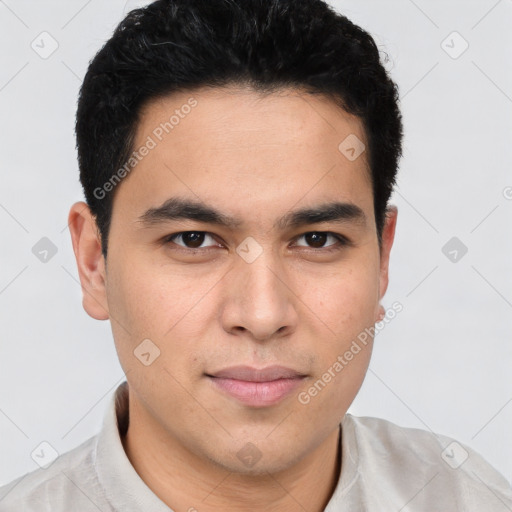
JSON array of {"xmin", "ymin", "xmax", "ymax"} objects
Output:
[{"xmin": 1, "ymin": 381, "xmax": 511, "ymax": 511}]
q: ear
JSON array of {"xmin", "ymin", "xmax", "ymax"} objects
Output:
[
  {"xmin": 68, "ymin": 201, "xmax": 110, "ymax": 320},
  {"xmin": 377, "ymin": 205, "xmax": 398, "ymax": 315}
]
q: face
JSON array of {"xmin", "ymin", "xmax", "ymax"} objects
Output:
[{"xmin": 70, "ymin": 86, "xmax": 397, "ymax": 475}]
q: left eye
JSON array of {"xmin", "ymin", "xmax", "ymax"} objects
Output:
[
  {"xmin": 164, "ymin": 231, "xmax": 348, "ymax": 251},
  {"xmin": 294, "ymin": 232, "xmax": 346, "ymax": 250}
]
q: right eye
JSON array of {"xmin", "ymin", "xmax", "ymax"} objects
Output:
[{"xmin": 164, "ymin": 231, "xmax": 223, "ymax": 251}]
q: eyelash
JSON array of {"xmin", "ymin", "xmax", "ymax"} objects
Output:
[{"xmin": 162, "ymin": 231, "xmax": 351, "ymax": 254}]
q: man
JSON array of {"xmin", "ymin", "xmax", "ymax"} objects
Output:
[{"xmin": 1, "ymin": 0, "xmax": 510, "ymax": 510}]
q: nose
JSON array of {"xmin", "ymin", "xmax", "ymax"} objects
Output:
[{"xmin": 220, "ymin": 249, "xmax": 299, "ymax": 342}]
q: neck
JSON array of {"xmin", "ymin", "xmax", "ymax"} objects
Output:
[{"xmin": 122, "ymin": 395, "xmax": 342, "ymax": 512}]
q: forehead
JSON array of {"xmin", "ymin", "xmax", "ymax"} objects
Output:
[
  {"xmin": 137, "ymin": 85, "xmax": 367, "ymax": 153},
  {"xmin": 112, "ymin": 86, "xmax": 373, "ymax": 226}
]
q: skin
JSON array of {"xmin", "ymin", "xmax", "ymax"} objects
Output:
[{"xmin": 68, "ymin": 86, "xmax": 397, "ymax": 512}]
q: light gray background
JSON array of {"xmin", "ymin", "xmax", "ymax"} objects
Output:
[{"xmin": 0, "ymin": 0, "xmax": 511, "ymax": 487}]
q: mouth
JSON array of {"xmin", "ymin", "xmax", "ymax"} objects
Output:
[{"xmin": 205, "ymin": 365, "xmax": 307, "ymax": 407}]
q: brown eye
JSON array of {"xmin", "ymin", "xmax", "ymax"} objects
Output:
[
  {"xmin": 305, "ymin": 232, "xmax": 329, "ymax": 248},
  {"xmin": 295, "ymin": 232, "xmax": 348, "ymax": 250},
  {"xmin": 166, "ymin": 231, "xmax": 218, "ymax": 249}
]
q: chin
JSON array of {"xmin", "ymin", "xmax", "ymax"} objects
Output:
[{"xmin": 203, "ymin": 440, "xmax": 305, "ymax": 477}]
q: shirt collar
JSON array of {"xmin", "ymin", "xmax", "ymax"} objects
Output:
[{"xmin": 94, "ymin": 381, "xmax": 172, "ymax": 511}]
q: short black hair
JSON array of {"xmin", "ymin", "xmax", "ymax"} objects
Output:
[{"xmin": 76, "ymin": 0, "xmax": 403, "ymax": 259}]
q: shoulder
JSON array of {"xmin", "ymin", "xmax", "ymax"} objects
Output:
[
  {"xmin": 0, "ymin": 435, "xmax": 102, "ymax": 512},
  {"xmin": 342, "ymin": 414, "xmax": 512, "ymax": 510}
]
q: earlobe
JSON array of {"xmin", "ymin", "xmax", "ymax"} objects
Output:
[
  {"xmin": 376, "ymin": 303, "xmax": 385, "ymax": 322},
  {"xmin": 68, "ymin": 201, "xmax": 110, "ymax": 320}
]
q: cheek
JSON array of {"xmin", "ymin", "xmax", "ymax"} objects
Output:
[
  {"xmin": 105, "ymin": 259, "xmax": 217, "ymax": 372},
  {"xmin": 301, "ymin": 298, "xmax": 376, "ymax": 421},
  {"xmin": 295, "ymin": 256, "xmax": 380, "ymax": 407},
  {"xmin": 107, "ymin": 257, "xmax": 209, "ymax": 335},
  {"xmin": 300, "ymin": 259, "xmax": 380, "ymax": 336}
]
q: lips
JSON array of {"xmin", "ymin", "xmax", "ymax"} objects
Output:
[
  {"xmin": 208, "ymin": 365, "xmax": 305, "ymax": 382},
  {"xmin": 206, "ymin": 365, "xmax": 306, "ymax": 407}
]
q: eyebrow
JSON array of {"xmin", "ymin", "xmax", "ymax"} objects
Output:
[{"xmin": 136, "ymin": 197, "xmax": 367, "ymax": 231}]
